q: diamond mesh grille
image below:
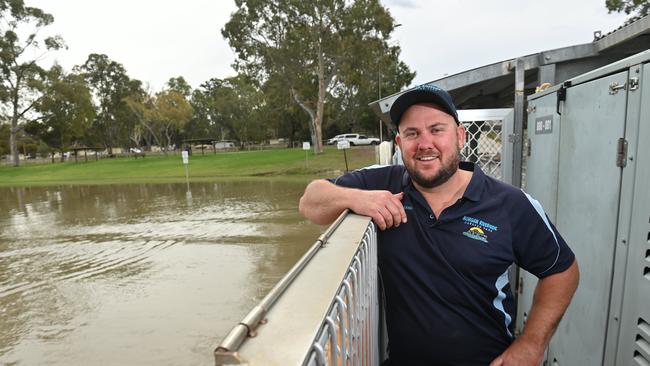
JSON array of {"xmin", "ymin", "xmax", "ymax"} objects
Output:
[{"xmin": 460, "ymin": 120, "xmax": 504, "ymax": 181}]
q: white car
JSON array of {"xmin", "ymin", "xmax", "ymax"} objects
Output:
[{"xmin": 327, "ymin": 133, "xmax": 380, "ymax": 146}]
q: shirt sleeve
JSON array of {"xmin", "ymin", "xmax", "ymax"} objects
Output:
[
  {"xmin": 326, "ymin": 169, "xmax": 369, "ymax": 189},
  {"xmin": 512, "ymin": 191, "xmax": 575, "ymax": 278},
  {"xmin": 326, "ymin": 165, "xmax": 400, "ymax": 191}
]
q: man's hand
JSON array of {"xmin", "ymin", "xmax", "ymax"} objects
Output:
[
  {"xmin": 299, "ymin": 179, "xmax": 407, "ymax": 229},
  {"xmin": 489, "ymin": 336, "xmax": 544, "ymax": 366},
  {"xmin": 349, "ymin": 190, "xmax": 407, "ymax": 230}
]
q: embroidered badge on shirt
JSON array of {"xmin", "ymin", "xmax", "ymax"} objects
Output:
[{"xmin": 462, "ymin": 216, "xmax": 498, "ymax": 244}]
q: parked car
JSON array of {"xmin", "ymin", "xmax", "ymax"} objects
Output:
[{"xmin": 327, "ymin": 133, "xmax": 380, "ymax": 146}]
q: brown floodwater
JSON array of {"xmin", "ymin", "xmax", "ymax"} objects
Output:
[{"xmin": 0, "ymin": 181, "xmax": 322, "ymax": 365}]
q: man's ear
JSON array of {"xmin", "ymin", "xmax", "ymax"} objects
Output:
[{"xmin": 456, "ymin": 123, "xmax": 466, "ymax": 148}]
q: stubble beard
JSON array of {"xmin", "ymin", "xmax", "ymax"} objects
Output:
[{"xmin": 407, "ymin": 145, "xmax": 461, "ymax": 189}]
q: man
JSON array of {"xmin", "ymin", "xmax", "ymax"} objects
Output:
[{"xmin": 299, "ymin": 85, "xmax": 579, "ymax": 365}]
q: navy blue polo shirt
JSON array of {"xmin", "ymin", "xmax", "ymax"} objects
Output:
[{"xmin": 330, "ymin": 162, "xmax": 574, "ymax": 365}]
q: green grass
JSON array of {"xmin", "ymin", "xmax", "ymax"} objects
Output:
[{"xmin": 0, "ymin": 147, "xmax": 377, "ymax": 186}]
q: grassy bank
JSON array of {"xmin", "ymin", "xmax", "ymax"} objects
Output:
[{"xmin": 0, "ymin": 147, "xmax": 377, "ymax": 186}]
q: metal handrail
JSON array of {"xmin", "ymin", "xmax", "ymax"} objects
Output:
[{"xmin": 214, "ymin": 209, "xmax": 351, "ymax": 362}]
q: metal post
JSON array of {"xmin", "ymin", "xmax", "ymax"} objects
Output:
[
  {"xmin": 512, "ymin": 58, "xmax": 525, "ymax": 188},
  {"xmin": 379, "ymin": 71, "xmax": 383, "ymax": 142}
]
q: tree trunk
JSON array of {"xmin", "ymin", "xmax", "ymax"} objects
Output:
[
  {"xmin": 10, "ymin": 118, "xmax": 19, "ymax": 166},
  {"xmin": 313, "ymin": 43, "xmax": 326, "ymax": 154},
  {"xmin": 10, "ymin": 87, "xmax": 21, "ymax": 167}
]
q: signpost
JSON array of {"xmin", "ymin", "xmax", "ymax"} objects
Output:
[
  {"xmin": 181, "ymin": 150, "xmax": 191, "ymax": 198},
  {"xmin": 337, "ymin": 140, "xmax": 350, "ymax": 172},
  {"xmin": 302, "ymin": 142, "xmax": 310, "ymax": 168}
]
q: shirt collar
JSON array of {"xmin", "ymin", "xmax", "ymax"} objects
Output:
[{"xmin": 460, "ymin": 161, "xmax": 485, "ymax": 202}]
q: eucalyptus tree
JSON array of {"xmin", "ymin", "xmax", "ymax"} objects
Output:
[
  {"xmin": 223, "ymin": 0, "xmax": 408, "ymax": 153},
  {"xmin": 25, "ymin": 65, "xmax": 95, "ymax": 161},
  {"xmin": 190, "ymin": 75, "xmax": 262, "ymax": 145},
  {"xmin": 155, "ymin": 89, "xmax": 193, "ymax": 153},
  {"xmin": 606, "ymin": 0, "xmax": 650, "ymax": 18},
  {"xmin": 76, "ymin": 53, "xmax": 143, "ymax": 155},
  {"xmin": 125, "ymin": 86, "xmax": 193, "ymax": 155},
  {"xmin": 166, "ymin": 76, "xmax": 192, "ymax": 99},
  {"xmin": 0, "ymin": 0, "xmax": 65, "ymax": 166}
]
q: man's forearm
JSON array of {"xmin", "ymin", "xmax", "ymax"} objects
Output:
[
  {"xmin": 521, "ymin": 260, "xmax": 580, "ymax": 348},
  {"xmin": 490, "ymin": 260, "xmax": 579, "ymax": 366},
  {"xmin": 299, "ymin": 179, "xmax": 356, "ymax": 225}
]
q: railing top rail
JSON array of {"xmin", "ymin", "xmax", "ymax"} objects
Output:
[{"xmin": 215, "ymin": 211, "xmax": 372, "ymax": 365}]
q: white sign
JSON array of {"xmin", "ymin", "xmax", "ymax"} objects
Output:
[
  {"xmin": 181, "ymin": 150, "xmax": 189, "ymax": 164},
  {"xmin": 302, "ymin": 142, "xmax": 311, "ymax": 150},
  {"xmin": 337, "ymin": 140, "xmax": 350, "ymax": 150}
]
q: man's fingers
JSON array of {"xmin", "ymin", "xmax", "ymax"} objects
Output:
[
  {"xmin": 384, "ymin": 202, "xmax": 403, "ymax": 228},
  {"xmin": 372, "ymin": 213, "xmax": 387, "ymax": 230},
  {"xmin": 392, "ymin": 193, "xmax": 407, "ymax": 223},
  {"xmin": 378, "ymin": 206, "xmax": 393, "ymax": 228}
]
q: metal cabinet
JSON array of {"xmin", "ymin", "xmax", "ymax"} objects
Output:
[{"xmin": 521, "ymin": 49, "xmax": 650, "ymax": 366}]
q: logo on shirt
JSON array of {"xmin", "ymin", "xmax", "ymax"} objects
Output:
[
  {"xmin": 462, "ymin": 216, "xmax": 498, "ymax": 244},
  {"xmin": 463, "ymin": 226, "xmax": 488, "ymax": 243}
]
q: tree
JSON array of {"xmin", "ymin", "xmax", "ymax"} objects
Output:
[
  {"xmin": 125, "ymin": 87, "xmax": 193, "ymax": 155},
  {"xmin": 75, "ymin": 53, "xmax": 142, "ymax": 155},
  {"xmin": 0, "ymin": 0, "xmax": 65, "ymax": 166},
  {"xmin": 606, "ymin": 0, "xmax": 650, "ymax": 18},
  {"xmin": 25, "ymin": 65, "xmax": 95, "ymax": 161},
  {"xmin": 155, "ymin": 89, "xmax": 193, "ymax": 152},
  {"xmin": 166, "ymin": 76, "xmax": 192, "ymax": 98},
  {"xmin": 190, "ymin": 75, "xmax": 263, "ymax": 145},
  {"xmin": 223, "ymin": 0, "xmax": 408, "ymax": 154}
]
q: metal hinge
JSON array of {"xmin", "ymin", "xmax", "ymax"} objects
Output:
[
  {"xmin": 616, "ymin": 138, "xmax": 628, "ymax": 167},
  {"xmin": 609, "ymin": 82, "xmax": 627, "ymax": 95},
  {"xmin": 629, "ymin": 77, "xmax": 639, "ymax": 91}
]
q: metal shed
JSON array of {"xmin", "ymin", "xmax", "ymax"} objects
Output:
[{"xmin": 522, "ymin": 48, "xmax": 650, "ymax": 366}]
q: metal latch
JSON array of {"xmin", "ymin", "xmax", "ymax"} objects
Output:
[
  {"xmin": 616, "ymin": 138, "xmax": 628, "ymax": 168},
  {"xmin": 609, "ymin": 82, "xmax": 627, "ymax": 95},
  {"xmin": 629, "ymin": 77, "xmax": 639, "ymax": 91},
  {"xmin": 556, "ymin": 81, "xmax": 570, "ymax": 115}
]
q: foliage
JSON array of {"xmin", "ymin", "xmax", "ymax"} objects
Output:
[
  {"xmin": 189, "ymin": 75, "xmax": 264, "ymax": 145},
  {"xmin": 166, "ymin": 76, "xmax": 192, "ymax": 98},
  {"xmin": 606, "ymin": 0, "xmax": 650, "ymax": 17},
  {"xmin": 223, "ymin": 0, "xmax": 412, "ymax": 153},
  {"xmin": 125, "ymin": 86, "xmax": 193, "ymax": 155},
  {"xmin": 25, "ymin": 65, "xmax": 95, "ymax": 160},
  {"xmin": 0, "ymin": 0, "xmax": 65, "ymax": 166},
  {"xmin": 75, "ymin": 53, "xmax": 143, "ymax": 155}
]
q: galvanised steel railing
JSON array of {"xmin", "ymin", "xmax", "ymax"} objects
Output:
[
  {"xmin": 304, "ymin": 221, "xmax": 378, "ymax": 366},
  {"xmin": 214, "ymin": 212, "xmax": 380, "ymax": 366}
]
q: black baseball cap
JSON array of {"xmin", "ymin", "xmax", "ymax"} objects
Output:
[{"xmin": 389, "ymin": 84, "xmax": 460, "ymax": 126}]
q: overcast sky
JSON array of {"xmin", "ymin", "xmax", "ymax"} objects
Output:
[{"xmin": 28, "ymin": 0, "xmax": 629, "ymax": 92}]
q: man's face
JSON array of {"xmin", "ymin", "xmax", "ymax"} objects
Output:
[{"xmin": 395, "ymin": 103, "xmax": 465, "ymax": 189}]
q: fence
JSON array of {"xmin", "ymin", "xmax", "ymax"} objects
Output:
[
  {"xmin": 458, "ymin": 109, "xmax": 514, "ymax": 184},
  {"xmin": 304, "ymin": 221, "xmax": 379, "ymax": 366},
  {"xmin": 214, "ymin": 212, "xmax": 380, "ymax": 366}
]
